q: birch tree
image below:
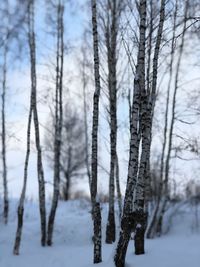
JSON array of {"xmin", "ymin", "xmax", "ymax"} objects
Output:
[
  {"xmin": 147, "ymin": 0, "xmax": 189, "ymax": 238},
  {"xmin": 114, "ymin": 1, "xmax": 147, "ymax": 265},
  {"xmin": 1, "ymin": 43, "xmax": 8, "ymax": 224},
  {"xmin": 104, "ymin": 0, "xmax": 123, "ymax": 244},
  {"xmin": 13, "ymin": 0, "xmax": 46, "ymax": 255},
  {"xmin": 47, "ymin": 0, "xmax": 64, "ymax": 246},
  {"xmin": 134, "ymin": 0, "xmax": 166, "ymax": 254},
  {"xmin": 155, "ymin": 0, "xmax": 189, "ymax": 236},
  {"xmin": 90, "ymin": 0, "xmax": 102, "ymax": 263}
]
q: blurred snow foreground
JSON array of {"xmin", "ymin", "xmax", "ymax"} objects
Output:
[{"xmin": 0, "ymin": 199, "xmax": 199, "ymax": 267}]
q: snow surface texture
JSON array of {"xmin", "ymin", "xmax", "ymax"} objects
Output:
[{"xmin": 0, "ymin": 199, "xmax": 199, "ymax": 267}]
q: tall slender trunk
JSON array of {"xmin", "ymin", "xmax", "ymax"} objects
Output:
[
  {"xmin": 105, "ymin": 0, "xmax": 118, "ymax": 244},
  {"xmin": 13, "ymin": 104, "xmax": 32, "ymax": 255},
  {"xmin": 155, "ymin": 0, "xmax": 188, "ymax": 236},
  {"xmin": 14, "ymin": 0, "xmax": 46, "ymax": 254},
  {"xmin": 90, "ymin": 0, "xmax": 102, "ymax": 263},
  {"xmin": 134, "ymin": 0, "xmax": 167, "ymax": 256},
  {"xmin": 114, "ymin": 1, "xmax": 147, "ymax": 266},
  {"xmin": 47, "ymin": 0, "xmax": 64, "ymax": 246},
  {"xmin": 146, "ymin": 0, "xmax": 178, "ymax": 239},
  {"xmin": 105, "ymin": 0, "xmax": 124, "ymax": 244},
  {"xmin": 29, "ymin": 2, "xmax": 46, "ymax": 246},
  {"xmin": 2, "ymin": 45, "xmax": 9, "ymax": 224},
  {"xmin": 134, "ymin": 0, "xmax": 165, "ymax": 250}
]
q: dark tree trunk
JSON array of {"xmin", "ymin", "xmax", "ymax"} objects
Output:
[
  {"xmin": 2, "ymin": 45, "xmax": 9, "ymax": 224},
  {"xmin": 28, "ymin": 0, "xmax": 46, "ymax": 246},
  {"xmin": 114, "ymin": 213, "xmax": 136, "ymax": 267},
  {"xmin": 47, "ymin": 0, "xmax": 64, "ymax": 246},
  {"xmin": 154, "ymin": 0, "xmax": 188, "ymax": 237},
  {"xmin": 13, "ymin": 0, "xmax": 47, "ymax": 254},
  {"xmin": 90, "ymin": 0, "xmax": 102, "ymax": 263},
  {"xmin": 62, "ymin": 171, "xmax": 70, "ymax": 201},
  {"xmin": 13, "ymin": 108, "xmax": 32, "ymax": 255},
  {"xmin": 114, "ymin": 0, "xmax": 147, "ymax": 265}
]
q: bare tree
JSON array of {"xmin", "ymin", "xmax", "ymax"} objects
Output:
[
  {"xmin": 114, "ymin": 0, "xmax": 147, "ymax": 265},
  {"xmin": 147, "ymin": 0, "xmax": 178, "ymax": 239},
  {"xmin": 155, "ymin": 0, "xmax": 189, "ymax": 236},
  {"xmin": 47, "ymin": 0, "xmax": 64, "ymax": 246},
  {"xmin": 1, "ymin": 43, "xmax": 8, "ymax": 224},
  {"xmin": 90, "ymin": 0, "xmax": 102, "ymax": 263},
  {"xmin": 104, "ymin": 0, "xmax": 122, "ymax": 244},
  {"xmin": 45, "ymin": 103, "xmax": 87, "ymax": 201},
  {"xmin": 134, "ymin": 0, "xmax": 166, "ymax": 254},
  {"xmin": 13, "ymin": 0, "xmax": 46, "ymax": 255}
]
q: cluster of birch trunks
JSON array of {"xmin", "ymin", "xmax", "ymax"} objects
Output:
[{"xmin": 90, "ymin": 0, "xmax": 192, "ymax": 266}]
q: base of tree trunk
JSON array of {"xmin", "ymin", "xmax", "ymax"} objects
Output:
[
  {"xmin": 114, "ymin": 229, "xmax": 130, "ymax": 267},
  {"xmin": 106, "ymin": 211, "xmax": 116, "ymax": 243},
  {"xmin": 4, "ymin": 199, "xmax": 9, "ymax": 224},
  {"xmin": 47, "ymin": 210, "xmax": 56, "ymax": 246},
  {"xmin": 13, "ymin": 207, "xmax": 24, "ymax": 255},
  {"xmin": 134, "ymin": 230, "xmax": 145, "ymax": 255},
  {"xmin": 114, "ymin": 213, "xmax": 136, "ymax": 267},
  {"xmin": 134, "ymin": 211, "xmax": 147, "ymax": 255},
  {"xmin": 93, "ymin": 202, "xmax": 102, "ymax": 263},
  {"xmin": 155, "ymin": 214, "xmax": 163, "ymax": 236}
]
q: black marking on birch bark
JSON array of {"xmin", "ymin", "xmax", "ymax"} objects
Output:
[
  {"xmin": 2, "ymin": 45, "xmax": 9, "ymax": 224},
  {"xmin": 105, "ymin": 0, "xmax": 121, "ymax": 244},
  {"xmin": 47, "ymin": 1, "xmax": 64, "ymax": 246},
  {"xmin": 114, "ymin": 0, "xmax": 147, "ymax": 265},
  {"xmin": 13, "ymin": 0, "xmax": 47, "ymax": 254},
  {"xmin": 90, "ymin": 0, "xmax": 102, "ymax": 263}
]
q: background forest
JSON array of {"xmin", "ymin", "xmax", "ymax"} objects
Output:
[{"xmin": 0, "ymin": 0, "xmax": 200, "ymax": 267}]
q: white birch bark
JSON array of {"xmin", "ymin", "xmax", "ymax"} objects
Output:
[
  {"xmin": 134, "ymin": 0, "xmax": 166, "ymax": 253},
  {"xmin": 114, "ymin": 1, "xmax": 147, "ymax": 266},
  {"xmin": 14, "ymin": 0, "xmax": 47, "ymax": 254},
  {"xmin": 47, "ymin": 0, "xmax": 64, "ymax": 246},
  {"xmin": 91, "ymin": 0, "xmax": 102, "ymax": 263}
]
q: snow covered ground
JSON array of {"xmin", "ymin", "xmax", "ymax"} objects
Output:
[{"xmin": 0, "ymin": 199, "xmax": 200, "ymax": 267}]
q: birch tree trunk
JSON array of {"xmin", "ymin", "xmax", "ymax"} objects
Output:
[
  {"xmin": 90, "ymin": 0, "xmax": 102, "ymax": 263},
  {"xmin": 155, "ymin": 0, "xmax": 188, "ymax": 236},
  {"xmin": 105, "ymin": 0, "xmax": 124, "ymax": 244},
  {"xmin": 29, "ymin": 3, "xmax": 47, "ymax": 247},
  {"xmin": 105, "ymin": 0, "xmax": 117, "ymax": 244},
  {"xmin": 14, "ymin": 0, "xmax": 47, "ymax": 254},
  {"xmin": 146, "ymin": 0, "xmax": 178, "ymax": 239},
  {"xmin": 2, "ymin": 45, "xmax": 9, "ymax": 224},
  {"xmin": 134, "ymin": 0, "xmax": 165, "ymax": 252},
  {"xmin": 114, "ymin": 1, "xmax": 146, "ymax": 265},
  {"xmin": 13, "ymin": 102, "xmax": 32, "ymax": 255},
  {"xmin": 47, "ymin": 0, "xmax": 64, "ymax": 246}
]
